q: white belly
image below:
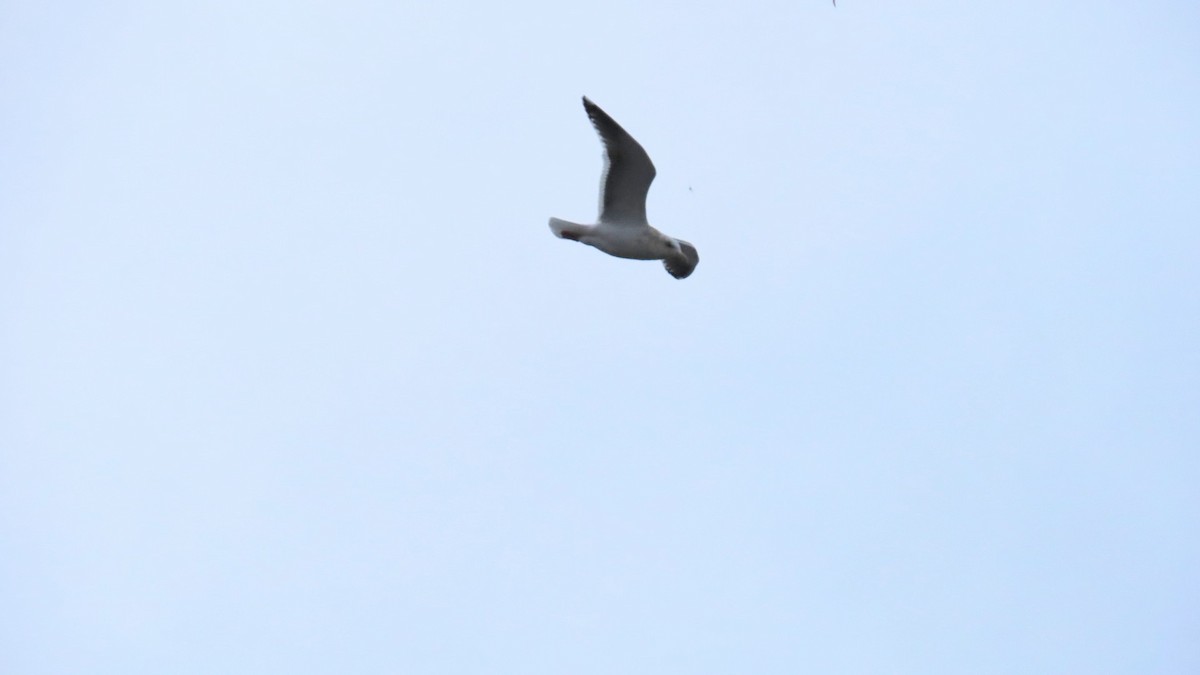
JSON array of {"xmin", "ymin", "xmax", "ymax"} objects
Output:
[{"xmin": 582, "ymin": 223, "xmax": 668, "ymax": 260}]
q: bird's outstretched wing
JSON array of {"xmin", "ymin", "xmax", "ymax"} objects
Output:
[
  {"xmin": 663, "ymin": 240, "xmax": 699, "ymax": 279},
  {"xmin": 583, "ymin": 97, "xmax": 656, "ymax": 225}
]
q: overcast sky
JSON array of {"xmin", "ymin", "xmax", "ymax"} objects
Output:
[{"xmin": 2, "ymin": 1, "xmax": 1198, "ymax": 673}]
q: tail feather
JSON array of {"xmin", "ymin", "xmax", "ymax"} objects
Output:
[{"xmin": 549, "ymin": 217, "xmax": 588, "ymax": 242}]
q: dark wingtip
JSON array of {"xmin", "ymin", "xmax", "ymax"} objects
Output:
[
  {"xmin": 663, "ymin": 258, "xmax": 697, "ymax": 280},
  {"xmin": 664, "ymin": 264, "xmax": 693, "ymax": 280},
  {"xmin": 581, "ymin": 96, "xmax": 606, "ymax": 129},
  {"xmin": 663, "ymin": 241, "xmax": 699, "ymax": 279}
]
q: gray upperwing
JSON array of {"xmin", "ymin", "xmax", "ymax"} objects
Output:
[{"xmin": 583, "ymin": 97, "xmax": 656, "ymax": 225}]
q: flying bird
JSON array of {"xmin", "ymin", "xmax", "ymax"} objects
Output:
[{"xmin": 549, "ymin": 97, "xmax": 699, "ymax": 279}]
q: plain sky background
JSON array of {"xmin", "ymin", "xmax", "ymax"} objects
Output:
[{"xmin": 2, "ymin": 1, "xmax": 1198, "ymax": 673}]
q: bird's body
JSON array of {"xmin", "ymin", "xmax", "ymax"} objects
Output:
[
  {"xmin": 548, "ymin": 97, "xmax": 699, "ymax": 279},
  {"xmin": 550, "ymin": 218, "xmax": 673, "ymax": 260}
]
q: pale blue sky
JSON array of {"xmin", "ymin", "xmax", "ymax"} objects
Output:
[{"xmin": 2, "ymin": 1, "xmax": 1198, "ymax": 673}]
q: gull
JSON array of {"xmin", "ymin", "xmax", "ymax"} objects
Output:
[{"xmin": 549, "ymin": 96, "xmax": 699, "ymax": 279}]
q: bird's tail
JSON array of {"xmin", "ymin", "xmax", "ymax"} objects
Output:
[{"xmin": 548, "ymin": 217, "xmax": 588, "ymax": 242}]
